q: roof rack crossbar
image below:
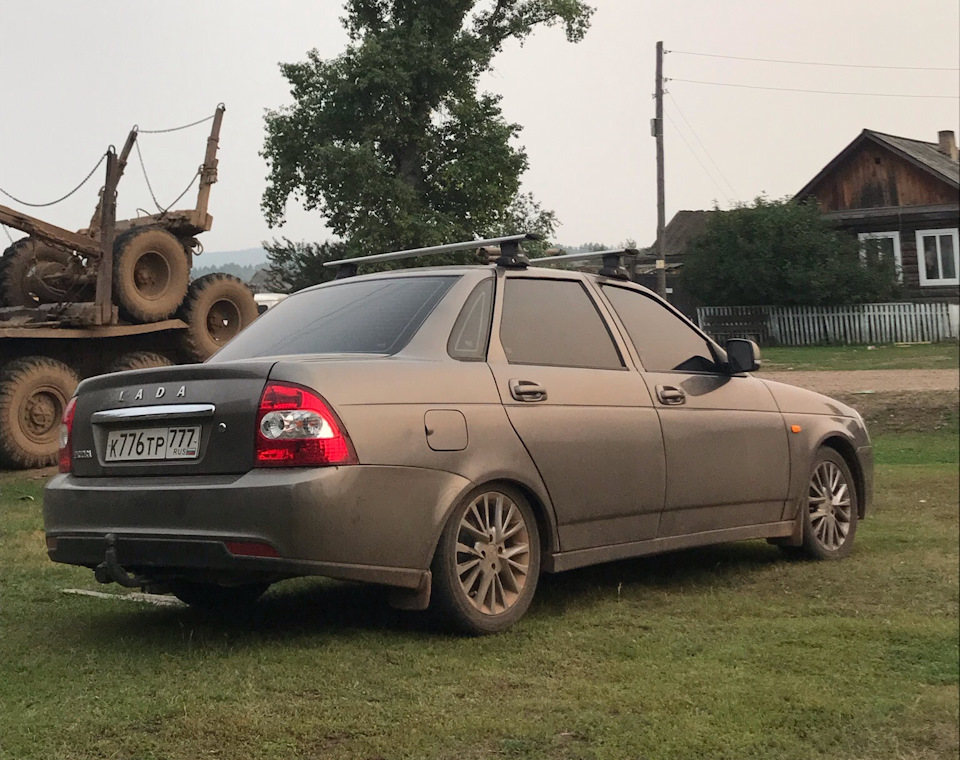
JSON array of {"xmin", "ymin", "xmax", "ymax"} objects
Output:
[
  {"xmin": 533, "ymin": 248, "xmax": 639, "ymax": 281},
  {"xmin": 323, "ymin": 233, "xmax": 540, "ymax": 271}
]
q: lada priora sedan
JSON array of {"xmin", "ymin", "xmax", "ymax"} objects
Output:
[{"xmin": 44, "ymin": 238, "xmax": 873, "ymax": 634}]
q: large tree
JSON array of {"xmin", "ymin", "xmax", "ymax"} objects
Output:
[
  {"xmin": 261, "ymin": 0, "xmax": 592, "ymax": 264},
  {"xmin": 680, "ymin": 197, "xmax": 901, "ymax": 307}
]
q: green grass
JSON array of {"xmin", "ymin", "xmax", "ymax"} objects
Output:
[
  {"xmin": 760, "ymin": 342, "xmax": 959, "ymax": 371},
  {"xmin": 1, "ymin": 428, "xmax": 957, "ymax": 760}
]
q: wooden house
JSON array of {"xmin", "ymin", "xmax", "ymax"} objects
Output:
[{"xmin": 795, "ymin": 129, "xmax": 959, "ymax": 302}]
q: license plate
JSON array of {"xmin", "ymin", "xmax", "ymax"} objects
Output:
[{"xmin": 104, "ymin": 426, "xmax": 201, "ymax": 462}]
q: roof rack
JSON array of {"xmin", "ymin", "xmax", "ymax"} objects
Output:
[
  {"xmin": 532, "ymin": 248, "xmax": 639, "ymax": 280},
  {"xmin": 323, "ymin": 233, "xmax": 541, "ymax": 279}
]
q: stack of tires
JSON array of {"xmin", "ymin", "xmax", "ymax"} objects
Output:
[{"xmin": 0, "ymin": 226, "xmax": 259, "ymax": 469}]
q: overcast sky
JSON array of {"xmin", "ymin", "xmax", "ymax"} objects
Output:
[{"xmin": 1, "ymin": 1, "xmax": 957, "ymax": 259}]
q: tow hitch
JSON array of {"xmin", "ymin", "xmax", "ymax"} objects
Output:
[{"xmin": 94, "ymin": 533, "xmax": 146, "ymax": 589}]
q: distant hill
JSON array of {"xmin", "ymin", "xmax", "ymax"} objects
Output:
[
  {"xmin": 197, "ymin": 246, "xmax": 268, "ymax": 268},
  {"xmin": 191, "ymin": 262, "xmax": 266, "ymax": 281}
]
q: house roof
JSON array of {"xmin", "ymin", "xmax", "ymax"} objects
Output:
[
  {"xmin": 640, "ymin": 209, "xmax": 715, "ymax": 258},
  {"xmin": 796, "ymin": 129, "xmax": 960, "ymax": 199}
]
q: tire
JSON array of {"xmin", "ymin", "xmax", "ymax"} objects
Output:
[
  {"xmin": 177, "ymin": 273, "xmax": 259, "ymax": 362},
  {"xmin": 112, "ymin": 228, "xmax": 190, "ymax": 323},
  {"xmin": 798, "ymin": 447, "xmax": 859, "ymax": 560},
  {"xmin": 169, "ymin": 580, "xmax": 269, "ymax": 612},
  {"xmin": 0, "ymin": 238, "xmax": 85, "ymax": 306},
  {"xmin": 431, "ymin": 485, "xmax": 541, "ymax": 635},
  {"xmin": 0, "ymin": 357, "xmax": 80, "ymax": 469},
  {"xmin": 106, "ymin": 351, "xmax": 174, "ymax": 374}
]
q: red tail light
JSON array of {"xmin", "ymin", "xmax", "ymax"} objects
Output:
[
  {"xmin": 255, "ymin": 382, "xmax": 358, "ymax": 467},
  {"xmin": 58, "ymin": 396, "xmax": 77, "ymax": 473}
]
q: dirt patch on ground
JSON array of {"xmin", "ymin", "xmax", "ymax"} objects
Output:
[
  {"xmin": 761, "ymin": 369, "xmax": 959, "ymax": 394},
  {"xmin": 761, "ymin": 369, "xmax": 958, "ymax": 436}
]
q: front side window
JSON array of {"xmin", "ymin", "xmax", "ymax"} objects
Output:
[
  {"xmin": 499, "ymin": 279, "xmax": 623, "ymax": 369},
  {"xmin": 601, "ymin": 285, "xmax": 719, "ymax": 373},
  {"xmin": 916, "ymin": 229, "xmax": 959, "ymax": 286},
  {"xmin": 211, "ymin": 276, "xmax": 458, "ymax": 360},
  {"xmin": 858, "ymin": 231, "xmax": 902, "ymax": 282}
]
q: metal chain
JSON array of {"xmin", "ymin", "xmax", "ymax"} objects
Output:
[
  {"xmin": 135, "ymin": 140, "xmax": 165, "ymax": 212},
  {"xmin": 136, "ymin": 139, "xmax": 201, "ymax": 214},
  {"xmin": 0, "ymin": 152, "xmax": 107, "ymax": 208},
  {"xmin": 2, "ymin": 222, "xmax": 15, "ymax": 245},
  {"xmin": 138, "ymin": 113, "xmax": 215, "ymax": 134}
]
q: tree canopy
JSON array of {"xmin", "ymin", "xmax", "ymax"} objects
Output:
[
  {"xmin": 261, "ymin": 0, "xmax": 593, "ymax": 265},
  {"xmin": 680, "ymin": 197, "xmax": 901, "ymax": 307}
]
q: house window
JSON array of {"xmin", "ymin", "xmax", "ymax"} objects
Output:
[
  {"xmin": 916, "ymin": 229, "xmax": 959, "ymax": 286},
  {"xmin": 858, "ymin": 231, "xmax": 902, "ymax": 281}
]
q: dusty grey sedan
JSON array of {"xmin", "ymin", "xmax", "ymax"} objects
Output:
[{"xmin": 44, "ymin": 238, "xmax": 873, "ymax": 634}]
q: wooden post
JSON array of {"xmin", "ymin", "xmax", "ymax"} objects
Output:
[
  {"xmin": 654, "ymin": 41, "xmax": 667, "ymax": 298},
  {"xmin": 94, "ymin": 149, "xmax": 120, "ymax": 325}
]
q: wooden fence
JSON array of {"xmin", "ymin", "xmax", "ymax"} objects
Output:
[{"xmin": 696, "ymin": 303, "xmax": 960, "ymax": 346}]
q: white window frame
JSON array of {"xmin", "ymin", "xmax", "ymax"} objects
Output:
[
  {"xmin": 916, "ymin": 228, "xmax": 960, "ymax": 287},
  {"xmin": 858, "ymin": 231, "xmax": 902, "ymax": 282}
]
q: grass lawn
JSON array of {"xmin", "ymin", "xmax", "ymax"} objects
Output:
[
  {"xmin": 760, "ymin": 341, "xmax": 959, "ymax": 371},
  {"xmin": 1, "ymin": 423, "xmax": 957, "ymax": 759}
]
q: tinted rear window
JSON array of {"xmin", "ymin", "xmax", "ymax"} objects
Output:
[{"xmin": 211, "ymin": 276, "xmax": 458, "ymax": 360}]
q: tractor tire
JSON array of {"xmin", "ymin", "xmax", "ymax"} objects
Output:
[
  {"xmin": 106, "ymin": 351, "xmax": 174, "ymax": 374},
  {"xmin": 113, "ymin": 228, "xmax": 190, "ymax": 323},
  {"xmin": 0, "ymin": 238, "xmax": 85, "ymax": 306},
  {"xmin": 0, "ymin": 357, "xmax": 80, "ymax": 469},
  {"xmin": 177, "ymin": 273, "xmax": 259, "ymax": 362}
]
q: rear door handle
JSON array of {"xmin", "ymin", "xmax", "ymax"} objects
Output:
[
  {"xmin": 656, "ymin": 385, "xmax": 685, "ymax": 405},
  {"xmin": 509, "ymin": 379, "xmax": 548, "ymax": 402}
]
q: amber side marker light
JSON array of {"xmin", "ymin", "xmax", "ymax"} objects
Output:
[{"xmin": 790, "ymin": 425, "xmax": 803, "ymax": 434}]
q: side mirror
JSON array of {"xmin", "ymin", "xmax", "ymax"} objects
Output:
[{"xmin": 726, "ymin": 338, "xmax": 761, "ymax": 373}]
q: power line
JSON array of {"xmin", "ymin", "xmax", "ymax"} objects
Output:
[
  {"xmin": 666, "ymin": 78, "xmax": 959, "ymax": 99},
  {"xmin": 667, "ymin": 49, "xmax": 959, "ymax": 72},
  {"xmin": 665, "ymin": 93, "xmax": 737, "ymax": 198},
  {"xmin": 664, "ymin": 110, "xmax": 732, "ymax": 204}
]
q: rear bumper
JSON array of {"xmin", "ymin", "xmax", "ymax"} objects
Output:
[{"xmin": 43, "ymin": 466, "xmax": 472, "ymax": 589}]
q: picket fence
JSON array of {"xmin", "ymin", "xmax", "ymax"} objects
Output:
[{"xmin": 696, "ymin": 302, "xmax": 960, "ymax": 346}]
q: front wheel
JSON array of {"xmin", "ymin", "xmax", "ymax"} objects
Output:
[
  {"xmin": 431, "ymin": 485, "xmax": 540, "ymax": 635},
  {"xmin": 799, "ymin": 448, "xmax": 859, "ymax": 560}
]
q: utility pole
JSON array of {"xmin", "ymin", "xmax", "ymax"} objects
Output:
[{"xmin": 653, "ymin": 40, "xmax": 667, "ymax": 298}]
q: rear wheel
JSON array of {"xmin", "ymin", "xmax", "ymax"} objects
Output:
[
  {"xmin": 169, "ymin": 580, "xmax": 270, "ymax": 612},
  {"xmin": 0, "ymin": 356, "xmax": 79, "ymax": 469},
  {"xmin": 113, "ymin": 228, "xmax": 190, "ymax": 322},
  {"xmin": 798, "ymin": 447, "xmax": 859, "ymax": 560},
  {"xmin": 106, "ymin": 351, "xmax": 174, "ymax": 374},
  {"xmin": 177, "ymin": 273, "xmax": 259, "ymax": 362},
  {"xmin": 431, "ymin": 485, "xmax": 540, "ymax": 635}
]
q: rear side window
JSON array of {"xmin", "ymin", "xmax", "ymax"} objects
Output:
[
  {"xmin": 499, "ymin": 279, "xmax": 623, "ymax": 369},
  {"xmin": 448, "ymin": 278, "xmax": 495, "ymax": 361},
  {"xmin": 601, "ymin": 285, "xmax": 719, "ymax": 373},
  {"xmin": 211, "ymin": 276, "xmax": 457, "ymax": 360}
]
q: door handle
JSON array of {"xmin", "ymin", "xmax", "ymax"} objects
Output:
[
  {"xmin": 656, "ymin": 385, "xmax": 685, "ymax": 405},
  {"xmin": 509, "ymin": 379, "xmax": 548, "ymax": 402}
]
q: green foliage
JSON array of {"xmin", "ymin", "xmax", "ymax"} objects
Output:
[
  {"xmin": 262, "ymin": 238, "xmax": 346, "ymax": 293},
  {"xmin": 681, "ymin": 197, "xmax": 902, "ymax": 306},
  {"xmin": 261, "ymin": 0, "xmax": 591, "ymax": 262}
]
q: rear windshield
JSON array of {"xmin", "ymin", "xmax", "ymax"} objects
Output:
[{"xmin": 211, "ymin": 275, "xmax": 458, "ymax": 360}]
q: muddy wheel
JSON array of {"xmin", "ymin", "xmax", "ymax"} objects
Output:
[
  {"xmin": 169, "ymin": 580, "xmax": 270, "ymax": 612},
  {"xmin": 431, "ymin": 485, "xmax": 541, "ymax": 635},
  {"xmin": 106, "ymin": 351, "xmax": 174, "ymax": 374},
  {"xmin": 0, "ymin": 357, "xmax": 79, "ymax": 469},
  {"xmin": 0, "ymin": 238, "xmax": 86, "ymax": 306},
  {"xmin": 177, "ymin": 273, "xmax": 258, "ymax": 362},
  {"xmin": 113, "ymin": 228, "xmax": 190, "ymax": 323},
  {"xmin": 798, "ymin": 448, "xmax": 859, "ymax": 560}
]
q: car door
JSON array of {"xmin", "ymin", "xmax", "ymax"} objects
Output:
[
  {"xmin": 599, "ymin": 284, "xmax": 790, "ymax": 538},
  {"xmin": 486, "ymin": 272, "xmax": 666, "ymax": 552}
]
